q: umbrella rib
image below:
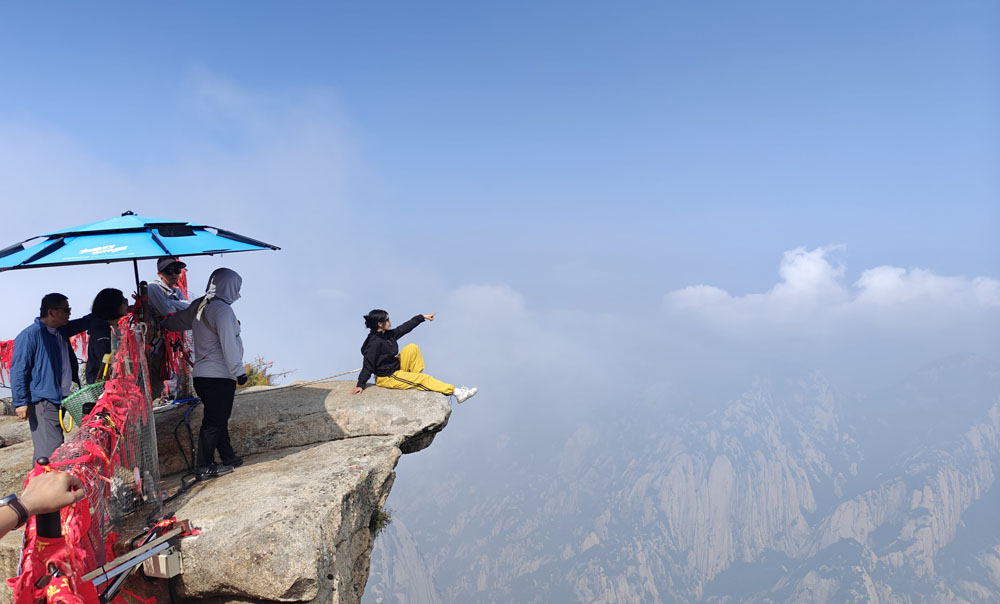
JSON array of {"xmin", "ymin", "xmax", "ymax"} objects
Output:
[
  {"xmin": 46, "ymin": 227, "xmax": 154, "ymax": 237},
  {"xmin": 23, "ymin": 239, "xmax": 67, "ymax": 266},
  {"xmin": 211, "ymin": 227, "xmax": 280, "ymax": 251},
  {"xmin": 148, "ymin": 232, "xmax": 172, "ymax": 255},
  {"xmin": 0, "ymin": 240, "xmax": 30, "ymax": 260}
]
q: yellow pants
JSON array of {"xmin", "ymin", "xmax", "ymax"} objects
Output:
[{"xmin": 375, "ymin": 343, "xmax": 454, "ymax": 395}]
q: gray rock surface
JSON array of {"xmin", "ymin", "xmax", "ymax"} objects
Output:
[
  {"xmin": 155, "ymin": 382, "xmax": 450, "ymax": 475},
  {"xmin": 0, "ymin": 441, "xmax": 34, "ymax": 496},
  {"xmin": 0, "ymin": 415, "xmax": 29, "ymax": 449},
  {"xmin": 171, "ymin": 437, "xmax": 400, "ymax": 603},
  {"xmin": 0, "ymin": 381, "xmax": 452, "ymax": 604},
  {"xmin": 0, "ymin": 532, "xmax": 19, "ymax": 603},
  {"xmin": 0, "ymin": 439, "xmax": 31, "ymax": 604}
]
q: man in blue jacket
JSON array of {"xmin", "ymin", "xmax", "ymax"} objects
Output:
[{"xmin": 12, "ymin": 293, "xmax": 94, "ymax": 461}]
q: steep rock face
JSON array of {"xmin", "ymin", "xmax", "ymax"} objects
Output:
[
  {"xmin": 367, "ymin": 355, "xmax": 1000, "ymax": 603},
  {"xmin": 0, "ymin": 382, "xmax": 451, "ymax": 604},
  {"xmin": 754, "ymin": 398, "xmax": 1000, "ymax": 604},
  {"xmin": 649, "ymin": 379, "xmax": 843, "ymax": 584},
  {"xmin": 172, "ymin": 437, "xmax": 402, "ymax": 603},
  {"xmin": 560, "ymin": 374, "xmax": 864, "ymax": 601},
  {"xmin": 366, "ymin": 517, "xmax": 444, "ymax": 604}
]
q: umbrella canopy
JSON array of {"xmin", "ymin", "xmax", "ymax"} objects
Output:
[{"xmin": 0, "ymin": 211, "xmax": 279, "ymax": 271}]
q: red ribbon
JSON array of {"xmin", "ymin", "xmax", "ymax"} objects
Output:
[
  {"xmin": 9, "ymin": 313, "xmax": 161, "ymax": 603},
  {"xmin": 0, "ymin": 339, "xmax": 13, "ymax": 387}
]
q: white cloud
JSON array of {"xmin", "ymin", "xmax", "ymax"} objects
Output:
[
  {"xmin": 854, "ymin": 266, "xmax": 1000, "ymax": 308},
  {"xmin": 663, "ymin": 248, "xmax": 1000, "ymax": 387},
  {"xmin": 665, "ymin": 246, "xmax": 1000, "ymax": 327},
  {"xmin": 666, "ymin": 247, "xmax": 860, "ymax": 332},
  {"xmin": 667, "ymin": 285, "xmax": 732, "ymax": 309},
  {"xmin": 661, "ymin": 247, "xmax": 999, "ymax": 385},
  {"xmin": 424, "ymin": 283, "xmax": 628, "ymax": 401},
  {"xmin": 439, "ymin": 283, "xmax": 549, "ymax": 373},
  {"xmin": 664, "ymin": 247, "xmax": 855, "ymax": 335},
  {"xmin": 770, "ymin": 246, "xmax": 849, "ymax": 307}
]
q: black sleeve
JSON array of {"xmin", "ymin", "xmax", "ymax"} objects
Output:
[
  {"xmin": 357, "ymin": 339, "xmax": 380, "ymax": 388},
  {"xmin": 62, "ymin": 313, "xmax": 97, "ymax": 337},
  {"xmin": 389, "ymin": 315, "xmax": 425, "ymax": 340}
]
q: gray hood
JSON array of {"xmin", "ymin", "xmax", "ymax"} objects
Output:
[
  {"xmin": 205, "ymin": 268, "xmax": 242, "ymax": 304},
  {"xmin": 192, "ymin": 268, "xmax": 245, "ymax": 380},
  {"xmin": 195, "ymin": 268, "xmax": 242, "ymax": 320}
]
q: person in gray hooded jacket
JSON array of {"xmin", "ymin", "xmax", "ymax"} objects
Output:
[{"xmin": 191, "ymin": 268, "xmax": 248, "ymax": 478}]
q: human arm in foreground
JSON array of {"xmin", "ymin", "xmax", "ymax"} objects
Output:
[{"xmin": 0, "ymin": 472, "xmax": 85, "ymax": 538}]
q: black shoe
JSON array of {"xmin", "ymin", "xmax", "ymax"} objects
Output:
[
  {"xmin": 222, "ymin": 456, "xmax": 243, "ymax": 468},
  {"xmin": 195, "ymin": 463, "xmax": 234, "ymax": 479}
]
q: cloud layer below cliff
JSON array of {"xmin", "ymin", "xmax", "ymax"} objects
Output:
[
  {"xmin": 666, "ymin": 246, "xmax": 999, "ymax": 321},
  {"xmin": 658, "ymin": 246, "xmax": 999, "ymax": 392}
]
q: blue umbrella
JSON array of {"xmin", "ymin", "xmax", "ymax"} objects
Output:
[{"xmin": 0, "ymin": 210, "xmax": 279, "ymax": 288}]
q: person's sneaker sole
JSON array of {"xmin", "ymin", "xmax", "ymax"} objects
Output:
[
  {"xmin": 196, "ymin": 464, "xmax": 234, "ymax": 479},
  {"xmin": 455, "ymin": 387, "xmax": 479, "ymax": 404}
]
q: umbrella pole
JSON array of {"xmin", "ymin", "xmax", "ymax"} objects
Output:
[{"xmin": 133, "ymin": 259, "xmax": 140, "ymax": 293}]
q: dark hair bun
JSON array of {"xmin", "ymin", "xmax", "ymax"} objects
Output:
[{"xmin": 364, "ymin": 309, "xmax": 389, "ymax": 331}]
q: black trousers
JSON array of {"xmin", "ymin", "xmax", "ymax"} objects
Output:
[{"xmin": 194, "ymin": 377, "xmax": 237, "ymax": 467}]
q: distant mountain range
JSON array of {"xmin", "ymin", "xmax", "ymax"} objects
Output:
[{"xmin": 365, "ymin": 354, "xmax": 1000, "ymax": 603}]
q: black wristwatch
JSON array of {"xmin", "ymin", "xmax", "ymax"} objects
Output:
[{"xmin": 0, "ymin": 494, "xmax": 29, "ymax": 528}]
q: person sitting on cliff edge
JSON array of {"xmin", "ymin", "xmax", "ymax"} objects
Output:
[{"xmin": 350, "ymin": 309, "xmax": 478, "ymax": 403}]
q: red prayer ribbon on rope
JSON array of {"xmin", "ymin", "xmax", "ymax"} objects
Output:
[
  {"xmin": 0, "ymin": 339, "xmax": 13, "ymax": 387},
  {"xmin": 9, "ymin": 312, "xmax": 155, "ymax": 604},
  {"xmin": 6, "ymin": 465, "xmax": 101, "ymax": 604}
]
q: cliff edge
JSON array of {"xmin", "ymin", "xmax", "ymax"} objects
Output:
[{"xmin": 0, "ymin": 382, "xmax": 451, "ymax": 604}]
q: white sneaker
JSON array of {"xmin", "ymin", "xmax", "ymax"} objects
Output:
[{"xmin": 453, "ymin": 386, "xmax": 478, "ymax": 404}]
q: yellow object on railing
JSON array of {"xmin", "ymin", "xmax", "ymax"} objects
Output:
[{"xmin": 59, "ymin": 407, "xmax": 74, "ymax": 433}]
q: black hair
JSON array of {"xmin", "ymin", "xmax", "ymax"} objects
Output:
[
  {"xmin": 363, "ymin": 309, "xmax": 389, "ymax": 331},
  {"xmin": 91, "ymin": 288, "xmax": 127, "ymax": 321},
  {"xmin": 39, "ymin": 293, "xmax": 68, "ymax": 319}
]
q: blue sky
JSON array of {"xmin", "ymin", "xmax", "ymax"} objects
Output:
[{"xmin": 0, "ymin": 2, "xmax": 996, "ymax": 396}]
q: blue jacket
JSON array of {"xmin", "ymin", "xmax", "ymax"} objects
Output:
[{"xmin": 11, "ymin": 315, "xmax": 94, "ymax": 407}]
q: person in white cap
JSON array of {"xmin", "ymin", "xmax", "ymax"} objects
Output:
[
  {"xmin": 149, "ymin": 257, "xmax": 190, "ymax": 318},
  {"xmin": 147, "ymin": 257, "xmax": 192, "ymax": 400}
]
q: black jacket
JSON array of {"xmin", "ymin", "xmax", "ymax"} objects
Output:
[
  {"xmin": 356, "ymin": 315, "xmax": 425, "ymax": 388},
  {"xmin": 85, "ymin": 321, "xmax": 112, "ymax": 384}
]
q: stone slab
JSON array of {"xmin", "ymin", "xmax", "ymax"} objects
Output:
[
  {"xmin": 0, "ymin": 416, "xmax": 30, "ymax": 449},
  {"xmin": 155, "ymin": 381, "xmax": 450, "ymax": 475}
]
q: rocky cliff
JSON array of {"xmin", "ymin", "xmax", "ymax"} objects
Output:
[
  {"xmin": 0, "ymin": 382, "xmax": 451, "ymax": 604},
  {"xmin": 367, "ymin": 355, "xmax": 1000, "ymax": 603}
]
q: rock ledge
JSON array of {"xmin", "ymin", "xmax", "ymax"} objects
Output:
[{"xmin": 0, "ymin": 381, "xmax": 452, "ymax": 604}]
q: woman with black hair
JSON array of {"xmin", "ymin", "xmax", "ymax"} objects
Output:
[
  {"xmin": 350, "ymin": 310, "xmax": 478, "ymax": 403},
  {"xmin": 86, "ymin": 288, "xmax": 130, "ymax": 384}
]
